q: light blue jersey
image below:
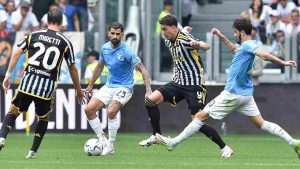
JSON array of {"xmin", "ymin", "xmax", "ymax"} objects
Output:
[
  {"xmin": 225, "ymin": 40, "xmax": 259, "ymax": 96},
  {"xmin": 100, "ymin": 41, "xmax": 141, "ymax": 90}
]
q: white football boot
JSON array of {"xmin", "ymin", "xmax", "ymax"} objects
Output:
[
  {"xmin": 155, "ymin": 133, "xmax": 176, "ymax": 151},
  {"xmin": 0, "ymin": 137, "xmax": 5, "ymax": 151},
  {"xmin": 139, "ymin": 135, "xmax": 158, "ymax": 146},
  {"xmin": 26, "ymin": 150, "xmax": 37, "ymax": 159},
  {"xmin": 220, "ymin": 145, "xmax": 234, "ymax": 158},
  {"xmin": 292, "ymin": 139, "xmax": 300, "ymax": 158},
  {"xmin": 101, "ymin": 142, "xmax": 115, "ymax": 156}
]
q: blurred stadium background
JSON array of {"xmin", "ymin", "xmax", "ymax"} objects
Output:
[{"xmin": 0, "ymin": 0, "xmax": 300, "ymax": 168}]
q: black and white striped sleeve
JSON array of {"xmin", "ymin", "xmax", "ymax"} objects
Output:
[
  {"xmin": 64, "ymin": 40, "xmax": 75, "ymax": 66},
  {"xmin": 16, "ymin": 35, "xmax": 29, "ymax": 52}
]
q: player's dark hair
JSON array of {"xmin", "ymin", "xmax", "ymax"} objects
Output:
[
  {"xmin": 164, "ymin": 0, "xmax": 173, "ymax": 6},
  {"xmin": 51, "ymin": 3, "xmax": 59, "ymax": 8},
  {"xmin": 291, "ymin": 8, "xmax": 300, "ymax": 16},
  {"xmin": 232, "ymin": 18, "xmax": 253, "ymax": 35},
  {"xmin": 159, "ymin": 15, "xmax": 178, "ymax": 27},
  {"xmin": 108, "ymin": 22, "xmax": 124, "ymax": 32},
  {"xmin": 87, "ymin": 50, "xmax": 99, "ymax": 60},
  {"xmin": 47, "ymin": 8, "xmax": 62, "ymax": 25}
]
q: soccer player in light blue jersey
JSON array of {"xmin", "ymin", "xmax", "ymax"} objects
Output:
[
  {"xmin": 84, "ymin": 22, "xmax": 152, "ymax": 155},
  {"xmin": 156, "ymin": 18, "xmax": 300, "ymax": 158}
]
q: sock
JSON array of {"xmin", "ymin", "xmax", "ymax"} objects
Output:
[
  {"xmin": 200, "ymin": 124, "xmax": 226, "ymax": 149},
  {"xmin": 30, "ymin": 120, "xmax": 48, "ymax": 152},
  {"xmin": 0, "ymin": 113, "xmax": 17, "ymax": 138},
  {"xmin": 261, "ymin": 121, "xmax": 295, "ymax": 145},
  {"xmin": 146, "ymin": 106, "xmax": 161, "ymax": 135},
  {"xmin": 108, "ymin": 118, "xmax": 118, "ymax": 145},
  {"xmin": 173, "ymin": 119, "xmax": 204, "ymax": 145},
  {"xmin": 88, "ymin": 117, "xmax": 105, "ymax": 139}
]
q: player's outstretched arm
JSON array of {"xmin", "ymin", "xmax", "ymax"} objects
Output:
[
  {"xmin": 211, "ymin": 28, "xmax": 237, "ymax": 53},
  {"xmin": 2, "ymin": 48, "xmax": 23, "ymax": 93},
  {"xmin": 256, "ymin": 50, "xmax": 297, "ymax": 67},
  {"xmin": 190, "ymin": 40, "xmax": 210, "ymax": 51},
  {"xmin": 135, "ymin": 62, "xmax": 152, "ymax": 97},
  {"xmin": 86, "ymin": 61, "xmax": 105, "ymax": 92},
  {"xmin": 68, "ymin": 64, "xmax": 86, "ymax": 104}
]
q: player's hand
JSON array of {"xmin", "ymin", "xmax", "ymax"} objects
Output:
[
  {"xmin": 145, "ymin": 90, "xmax": 152, "ymax": 98},
  {"xmin": 83, "ymin": 86, "xmax": 93, "ymax": 103},
  {"xmin": 190, "ymin": 40, "xmax": 200, "ymax": 48},
  {"xmin": 283, "ymin": 60, "xmax": 297, "ymax": 67},
  {"xmin": 182, "ymin": 26, "xmax": 193, "ymax": 33},
  {"xmin": 76, "ymin": 89, "xmax": 87, "ymax": 105},
  {"xmin": 86, "ymin": 85, "xmax": 93, "ymax": 94},
  {"xmin": 2, "ymin": 76, "xmax": 11, "ymax": 94},
  {"xmin": 211, "ymin": 28, "xmax": 221, "ymax": 36}
]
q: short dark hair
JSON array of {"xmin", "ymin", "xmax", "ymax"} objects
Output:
[
  {"xmin": 159, "ymin": 15, "xmax": 178, "ymax": 27},
  {"xmin": 291, "ymin": 8, "xmax": 300, "ymax": 16},
  {"xmin": 164, "ymin": 0, "xmax": 173, "ymax": 6},
  {"xmin": 232, "ymin": 18, "xmax": 253, "ymax": 35},
  {"xmin": 108, "ymin": 22, "xmax": 124, "ymax": 32},
  {"xmin": 87, "ymin": 50, "xmax": 99, "ymax": 60},
  {"xmin": 47, "ymin": 8, "xmax": 62, "ymax": 25}
]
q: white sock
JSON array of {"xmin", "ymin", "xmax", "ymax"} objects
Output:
[
  {"xmin": 173, "ymin": 119, "xmax": 204, "ymax": 145},
  {"xmin": 108, "ymin": 118, "xmax": 118, "ymax": 145},
  {"xmin": 261, "ymin": 121, "xmax": 295, "ymax": 145},
  {"xmin": 88, "ymin": 118, "xmax": 105, "ymax": 139}
]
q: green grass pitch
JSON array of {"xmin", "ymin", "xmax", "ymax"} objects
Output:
[{"xmin": 0, "ymin": 133, "xmax": 299, "ymax": 169}]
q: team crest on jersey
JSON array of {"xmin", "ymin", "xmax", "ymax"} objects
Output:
[
  {"xmin": 102, "ymin": 51, "xmax": 108, "ymax": 56},
  {"xmin": 117, "ymin": 53, "xmax": 124, "ymax": 61}
]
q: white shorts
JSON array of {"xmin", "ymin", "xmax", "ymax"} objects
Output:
[
  {"xmin": 203, "ymin": 90, "xmax": 260, "ymax": 120},
  {"xmin": 92, "ymin": 85, "xmax": 133, "ymax": 106}
]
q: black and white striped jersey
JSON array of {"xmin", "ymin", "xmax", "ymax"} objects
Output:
[
  {"xmin": 165, "ymin": 31, "xmax": 205, "ymax": 86},
  {"xmin": 16, "ymin": 29, "xmax": 75, "ymax": 100}
]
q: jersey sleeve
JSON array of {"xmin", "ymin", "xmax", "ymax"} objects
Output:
[
  {"xmin": 64, "ymin": 41, "xmax": 76, "ymax": 66},
  {"xmin": 245, "ymin": 42, "xmax": 259, "ymax": 56},
  {"xmin": 16, "ymin": 34, "xmax": 29, "ymax": 52},
  {"xmin": 178, "ymin": 32, "xmax": 200, "ymax": 48},
  {"xmin": 99, "ymin": 48, "xmax": 105, "ymax": 62},
  {"xmin": 131, "ymin": 54, "xmax": 141, "ymax": 65},
  {"xmin": 127, "ymin": 47, "xmax": 141, "ymax": 65}
]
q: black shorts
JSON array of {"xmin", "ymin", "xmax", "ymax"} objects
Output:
[
  {"xmin": 157, "ymin": 82, "xmax": 207, "ymax": 115},
  {"xmin": 12, "ymin": 91, "xmax": 54, "ymax": 118}
]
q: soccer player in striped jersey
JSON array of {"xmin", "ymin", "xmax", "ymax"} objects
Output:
[
  {"xmin": 139, "ymin": 15, "xmax": 233, "ymax": 157},
  {"xmin": 156, "ymin": 18, "xmax": 300, "ymax": 158},
  {"xmin": 0, "ymin": 9, "xmax": 85, "ymax": 159}
]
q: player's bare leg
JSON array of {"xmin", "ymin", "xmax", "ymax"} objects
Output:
[
  {"xmin": 101, "ymin": 100, "xmax": 122, "ymax": 155},
  {"xmin": 251, "ymin": 115, "xmax": 300, "ymax": 157},
  {"xmin": 139, "ymin": 91, "xmax": 164, "ymax": 146}
]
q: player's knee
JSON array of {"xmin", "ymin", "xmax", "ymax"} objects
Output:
[
  {"xmin": 9, "ymin": 105, "xmax": 21, "ymax": 117},
  {"xmin": 38, "ymin": 113, "xmax": 50, "ymax": 121},
  {"xmin": 106, "ymin": 109, "xmax": 117, "ymax": 119},
  {"xmin": 195, "ymin": 111, "xmax": 207, "ymax": 121},
  {"xmin": 144, "ymin": 97, "xmax": 157, "ymax": 107},
  {"xmin": 84, "ymin": 106, "xmax": 94, "ymax": 115}
]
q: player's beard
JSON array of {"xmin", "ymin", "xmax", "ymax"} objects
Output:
[
  {"xmin": 111, "ymin": 38, "xmax": 120, "ymax": 46},
  {"xmin": 236, "ymin": 34, "xmax": 242, "ymax": 44}
]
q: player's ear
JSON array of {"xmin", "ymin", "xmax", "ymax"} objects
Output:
[{"xmin": 241, "ymin": 30, "xmax": 245, "ymax": 35}]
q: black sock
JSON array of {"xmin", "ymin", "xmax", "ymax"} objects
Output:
[
  {"xmin": 30, "ymin": 120, "xmax": 48, "ymax": 152},
  {"xmin": 199, "ymin": 124, "xmax": 226, "ymax": 149},
  {"xmin": 0, "ymin": 113, "xmax": 17, "ymax": 138},
  {"xmin": 146, "ymin": 106, "xmax": 161, "ymax": 135}
]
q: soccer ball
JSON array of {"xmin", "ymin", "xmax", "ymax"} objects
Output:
[{"xmin": 84, "ymin": 138, "xmax": 103, "ymax": 156}]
